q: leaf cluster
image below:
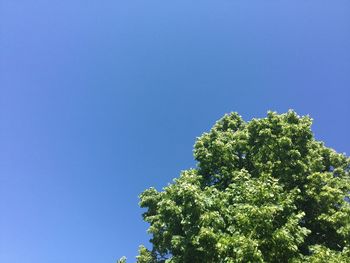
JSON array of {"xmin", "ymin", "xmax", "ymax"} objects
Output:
[{"xmin": 127, "ymin": 111, "xmax": 350, "ymax": 262}]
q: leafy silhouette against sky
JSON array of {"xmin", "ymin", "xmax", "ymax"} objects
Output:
[{"xmin": 126, "ymin": 111, "xmax": 350, "ymax": 262}]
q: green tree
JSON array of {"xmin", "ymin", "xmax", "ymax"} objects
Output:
[{"xmin": 129, "ymin": 111, "xmax": 350, "ymax": 262}]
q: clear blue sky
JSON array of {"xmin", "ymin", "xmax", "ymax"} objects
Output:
[{"xmin": 1, "ymin": 1, "xmax": 349, "ymax": 262}]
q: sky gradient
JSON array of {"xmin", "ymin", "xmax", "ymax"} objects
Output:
[{"xmin": 1, "ymin": 1, "xmax": 350, "ymax": 262}]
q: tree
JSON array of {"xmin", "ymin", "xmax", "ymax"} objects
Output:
[{"xmin": 129, "ymin": 111, "xmax": 350, "ymax": 262}]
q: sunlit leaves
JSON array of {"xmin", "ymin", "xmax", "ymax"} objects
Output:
[{"xmin": 132, "ymin": 111, "xmax": 350, "ymax": 262}]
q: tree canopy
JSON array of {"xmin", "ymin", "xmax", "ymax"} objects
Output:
[{"xmin": 119, "ymin": 111, "xmax": 350, "ymax": 263}]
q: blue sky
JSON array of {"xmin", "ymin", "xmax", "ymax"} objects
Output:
[{"xmin": 1, "ymin": 0, "xmax": 349, "ymax": 262}]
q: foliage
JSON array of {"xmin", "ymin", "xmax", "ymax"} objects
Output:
[
  {"xmin": 126, "ymin": 111, "xmax": 350, "ymax": 262},
  {"xmin": 117, "ymin": 256, "xmax": 127, "ymax": 263}
]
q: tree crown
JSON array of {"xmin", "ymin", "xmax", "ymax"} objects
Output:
[{"xmin": 123, "ymin": 111, "xmax": 350, "ymax": 263}]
